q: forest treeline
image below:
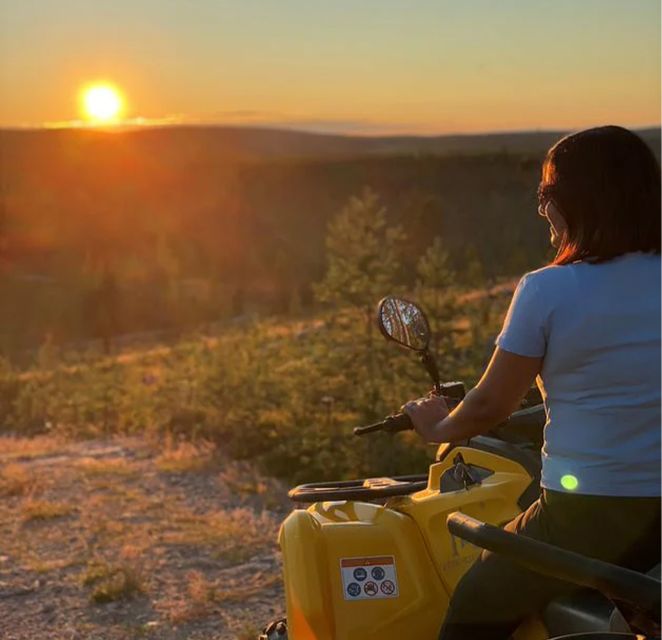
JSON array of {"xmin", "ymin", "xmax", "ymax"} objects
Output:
[
  {"xmin": 0, "ymin": 126, "xmax": 659, "ymax": 360},
  {"xmin": 0, "ymin": 185, "xmax": 510, "ymax": 480}
]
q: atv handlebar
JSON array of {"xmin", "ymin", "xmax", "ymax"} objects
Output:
[
  {"xmin": 352, "ymin": 404, "xmax": 545, "ymax": 437},
  {"xmin": 354, "ymin": 390, "xmax": 546, "ymax": 440},
  {"xmin": 353, "ymin": 412, "xmax": 412, "ymax": 436},
  {"xmin": 353, "ymin": 381, "xmax": 467, "ymax": 437}
]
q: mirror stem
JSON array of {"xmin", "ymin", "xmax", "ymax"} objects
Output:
[{"xmin": 420, "ymin": 349, "xmax": 441, "ymax": 394}]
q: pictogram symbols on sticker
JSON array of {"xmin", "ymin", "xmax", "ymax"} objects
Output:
[
  {"xmin": 340, "ymin": 556, "xmax": 399, "ymax": 601},
  {"xmin": 371, "ymin": 566, "xmax": 385, "ymax": 581},
  {"xmin": 353, "ymin": 567, "xmax": 367, "ymax": 582},
  {"xmin": 380, "ymin": 579, "xmax": 395, "ymax": 595}
]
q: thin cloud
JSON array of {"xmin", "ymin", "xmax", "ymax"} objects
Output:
[{"xmin": 15, "ymin": 112, "xmax": 438, "ymax": 136}]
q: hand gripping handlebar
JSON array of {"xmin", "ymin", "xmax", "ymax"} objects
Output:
[
  {"xmin": 353, "ymin": 412, "xmax": 412, "ymax": 436},
  {"xmin": 353, "ymin": 381, "xmax": 467, "ymax": 437}
]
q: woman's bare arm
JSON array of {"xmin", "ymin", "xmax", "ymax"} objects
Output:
[{"xmin": 405, "ymin": 347, "xmax": 542, "ymax": 443}]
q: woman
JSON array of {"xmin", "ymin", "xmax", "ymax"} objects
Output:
[{"xmin": 404, "ymin": 125, "xmax": 661, "ymax": 640}]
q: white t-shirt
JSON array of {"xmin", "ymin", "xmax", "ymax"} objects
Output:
[{"xmin": 496, "ymin": 252, "xmax": 661, "ymax": 497}]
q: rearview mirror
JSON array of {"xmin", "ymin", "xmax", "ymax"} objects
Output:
[{"xmin": 377, "ymin": 297, "xmax": 431, "ymax": 352}]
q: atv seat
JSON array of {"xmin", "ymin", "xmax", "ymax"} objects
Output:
[
  {"xmin": 494, "ymin": 403, "xmax": 546, "ymax": 449},
  {"xmin": 543, "ymin": 589, "xmax": 616, "ymax": 635},
  {"xmin": 543, "ymin": 563, "xmax": 661, "ymax": 636}
]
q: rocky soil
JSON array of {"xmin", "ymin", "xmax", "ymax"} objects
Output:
[{"xmin": 0, "ymin": 436, "xmax": 290, "ymax": 640}]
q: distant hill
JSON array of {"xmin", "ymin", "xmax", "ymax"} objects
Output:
[{"xmin": 1, "ymin": 124, "xmax": 659, "ymax": 164}]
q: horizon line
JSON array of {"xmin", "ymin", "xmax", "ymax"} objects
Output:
[{"xmin": 1, "ymin": 119, "xmax": 660, "ymax": 139}]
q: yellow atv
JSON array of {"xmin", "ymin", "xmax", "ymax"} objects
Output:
[{"xmin": 261, "ymin": 297, "xmax": 660, "ymax": 640}]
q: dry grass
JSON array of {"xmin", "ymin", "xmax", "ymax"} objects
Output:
[
  {"xmin": 76, "ymin": 457, "xmax": 137, "ymax": 477},
  {"xmin": 234, "ymin": 623, "xmax": 263, "ymax": 640},
  {"xmin": 218, "ymin": 461, "xmax": 288, "ymax": 511},
  {"xmin": 84, "ymin": 515, "xmax": 127, "ymax": 545},
  {"xmin": 82, "ymin": 559, "xmax": 145, "ymax": 603},
  {"xmin": 165, "ymin": 507, "xmax": 277, "ymax": 562},
  {"xmin": 166, "ymin": 570, "xmax": 217, "ymax": 624},
  {"xmin": 214, "ymin": 570, "xmax": 280, "ymax": 604},
  {"xmin": 0, "ymin": 463, "xmax": 36, "ymax": 496},
  {"xmin": 219, "ymin": 462, "xmax": 269, "ymax": 496},
  {"xmin": 0, "ymin": 435, "xmax": 64, "ymax": 462},
  {"xmin": 166, "ymin": 568, "xmax": 280, "ymax": 625},
  {"xmin": 155, "ymin": 437, "xmax": 217, "ymax": 473},
  {"xmin": 24, "ymin": 556, "xmax": 81, "ymax": 574},
  {"xmin": 22, "ymin": 498, "xmax": 73, "ymax": 522}
]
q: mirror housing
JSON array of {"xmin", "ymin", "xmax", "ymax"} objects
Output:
[
  {"xmin": 377, "ymin": 296, "xmax": 442, "ymax": 393},
  {"xmin": 377, "ymin": 297, "xmax": 431, "ymax": 352}
]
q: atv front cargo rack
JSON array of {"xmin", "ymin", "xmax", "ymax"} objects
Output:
[{"xmin": 288, "ymin": 474, "xmax": 428, "ymax": 502}]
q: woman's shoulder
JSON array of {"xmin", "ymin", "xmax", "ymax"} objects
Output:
[
  {"xmin": 510, "ymin": 265, "xmax": 578, "ymax": 313},
  {"xmin": 519, "ymin": 264, "xmax": 573, "ymax": 290},
  {"xmin": 519, "ymin": 252, "xmax": 660, "ymax": 298}
]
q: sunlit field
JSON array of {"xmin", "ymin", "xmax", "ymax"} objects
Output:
[{"xmin": 0, "ymin": 288, "xmax": 510, "ymax": 637}]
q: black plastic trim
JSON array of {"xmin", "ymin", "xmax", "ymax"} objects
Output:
[{"xmin": 467, "ymin": 435, "xmax": 542, "ymax": 509}]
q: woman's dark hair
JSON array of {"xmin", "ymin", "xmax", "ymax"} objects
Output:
[{"xmin": 540, "ymin": 125, "xmax": 660, "ymax": 265}]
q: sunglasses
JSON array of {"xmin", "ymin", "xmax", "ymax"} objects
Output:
[{"xmin": 537, "ymin": 183, "xmax": 558, "ymax": 213}]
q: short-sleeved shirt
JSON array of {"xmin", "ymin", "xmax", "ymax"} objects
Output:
[{"xmin": 496, "ymin": 252, "xmax": 661, "ymax": 497}]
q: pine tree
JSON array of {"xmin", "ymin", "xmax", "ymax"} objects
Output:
[
  {"xmin": 415, "ymin": 236, "xmax": 457, "ymax": 358},
  {"xmin": 315, "ymin": 187, "xmax": 404, "ymax": 323},
  {"xmin": 315, "ymin": 187, "xmax": 405, "ymax": 417},
  {"xmin": 462, "ymin": 243, "xmax": 485, "ymax": 288}
]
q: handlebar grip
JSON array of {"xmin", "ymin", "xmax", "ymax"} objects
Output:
[
  {"xmin": 353, "ymin": 412, "xmax": 413, "ymax": 436},
  {"xmin": 383, "ymin": 412, "xmax": 413, "ymax": 433}
]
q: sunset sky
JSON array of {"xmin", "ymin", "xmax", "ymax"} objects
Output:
[{"xmin": 1, "ymin": 0, "xmax": 660, "ymax": 134}]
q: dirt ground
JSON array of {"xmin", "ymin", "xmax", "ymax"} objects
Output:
[{"xmin": 0, "ymin": 436, "xmax": 291, "ymax": 640}]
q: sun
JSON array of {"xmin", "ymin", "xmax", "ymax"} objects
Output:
[{"xmin": 80, "ymin": 83, "xmax": 125, "ymax": 124}]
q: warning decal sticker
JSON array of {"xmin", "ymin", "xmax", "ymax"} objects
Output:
[{"xmin": 340, "ymin": 556, "xmax": 399, "ymax": 601}]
